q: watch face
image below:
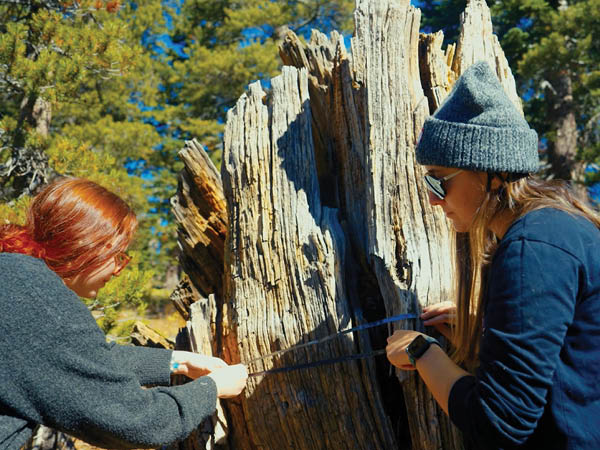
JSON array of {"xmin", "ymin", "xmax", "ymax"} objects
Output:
[{"xmin": 407, "ymin": 335, "xmax": 431, "ymax": 360}]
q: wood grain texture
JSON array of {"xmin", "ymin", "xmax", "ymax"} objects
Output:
[
  {"xmin": 130, "ymin": 322, "xmax": 174, "ymax": 349},
  {"xmin": 419, "ymin": 31, "xmax": 456, "ymax": 113},
  {"xmin": 169, "ymin": 0, "xmax": 525, "ymax": 448},
  {"xmin": 349, "ymin": 1, "xmax": 458, "ymax": 448},
  {"xmin": 221, "ymin": 67, "xmax": 396, "ymax": 449},
  {"xmin": 452, "ymin": 0, "xmax": 523, "ymax": 113},
  {"xmin": 171, "ymin": 139, "xmax": 227, "ymax": 305}
]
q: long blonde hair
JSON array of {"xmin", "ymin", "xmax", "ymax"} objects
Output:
[{"xmin": 451, "ymin": 175, "xmax": 600, "ymax": 370}]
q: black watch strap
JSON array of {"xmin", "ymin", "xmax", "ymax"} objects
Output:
[{"xmin": 405, "ymin": 335, "xmax": 441, "ymax": 366}]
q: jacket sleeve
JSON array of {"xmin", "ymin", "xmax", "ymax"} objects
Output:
[
  {"xmin": 448, "ymin": 238, "xmax": 579, "ymax": 448},
  {"xmin": 107, "ymin": 343, "xmax": 173, "ymax": 386},
  {"xmin": 3, "ymin": 266, "xmax": 217, "ymax": 449}
]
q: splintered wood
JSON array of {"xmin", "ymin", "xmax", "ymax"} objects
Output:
[{"xmin": 171, "ymin": 0, "xmax": 523, "ymax": 449}]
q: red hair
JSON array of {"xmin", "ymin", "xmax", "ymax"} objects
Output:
[{"xmin": 0, "ymin": 177, "xmax": 137, "ymax": 279}]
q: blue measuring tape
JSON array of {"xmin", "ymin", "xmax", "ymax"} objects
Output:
[{"xmin": 247, "ymin": 312, "xmax": 419, "ymax": 377}]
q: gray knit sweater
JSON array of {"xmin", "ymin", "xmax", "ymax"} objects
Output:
[{"xmin": 0, "ymin": 253, "xmax": 217, "ymax": 449}]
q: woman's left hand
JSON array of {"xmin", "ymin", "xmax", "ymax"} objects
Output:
[
  {"xmin": 170, "ymin": 351, "xmax": 229, "ymax": 379},
  {"xmin": 386, "ymin": 330, "xmax": 425, "ymax": 371}
]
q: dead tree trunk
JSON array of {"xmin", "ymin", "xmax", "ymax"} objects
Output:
[
  {"xmin": 0, "ymin": 96, "xmax": 54, "ymax": 201},
  {"xmin": 545, "ymin": 71, "xmax": 579, "ymax": 182},
  {"xmin": 169, "ymin": 139, "xmax": 231, "ymax": 449},
  {"xmin": 171, "ymin": 0, "xmax": 526, "ymax": 449},
  {"xmin": 170, "ymin": 139, "xmax": 228, "ymax": 310}
]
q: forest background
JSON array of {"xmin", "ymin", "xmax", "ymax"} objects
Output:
[{"xmin": 1, "ymin": 0, "xmax": 598, "ymax": 340}]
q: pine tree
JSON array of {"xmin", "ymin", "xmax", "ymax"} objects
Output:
[
  {"xmin": 0, "ymin": 0, "xmax": 166, "ymax": 331},
  {"xmin": 148, "ymin": 0, "xmax": 354, "ymax": 167}
]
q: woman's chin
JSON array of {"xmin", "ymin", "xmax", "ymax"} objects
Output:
[
  {"xmin": 450, "ymin": 220, "xmax": 470, "ymax": 233},
  {"xmin": 77, "ymin": 289, "xmax": 98, "ymax": 299}
]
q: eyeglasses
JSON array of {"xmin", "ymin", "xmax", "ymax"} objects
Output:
[
  {"xmin": 113, "ymin": 251, "xmax": 131, "ymax": 276},
  {"xmin": 424, "ymin": 170, "xmax": 463, "ymax": 200}
]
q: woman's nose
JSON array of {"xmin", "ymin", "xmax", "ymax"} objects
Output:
[{"xmin": 427, "ymin": 190, "xmax": 444, "ymax": 206}]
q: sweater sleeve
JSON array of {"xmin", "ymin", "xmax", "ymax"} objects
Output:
[
  {"xmin": 0, "ymin": 259, "xmax": 217, "ymax": 449},
  {"xmin": 448, "ymin": 238, "xmax": 578, "ymax": 448},
  {"xmin": 107, "ymin": 343, "xmax": 173, "ymax": 386}
]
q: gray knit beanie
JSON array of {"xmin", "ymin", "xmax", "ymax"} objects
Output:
[{"xmin": 416, "ymin": 61, "xmax": 539, "ymax": 173}]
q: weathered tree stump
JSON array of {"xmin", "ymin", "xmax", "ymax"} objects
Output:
[{"xmin": 170, "ymin": 0, "xmax": 524, "ymax": 449}]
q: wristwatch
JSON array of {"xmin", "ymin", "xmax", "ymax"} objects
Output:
[{"xmin": 405, "ymin": 335, "xmax": 441, "ymax": 367}]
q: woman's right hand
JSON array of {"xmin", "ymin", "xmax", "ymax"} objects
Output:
[
  {"xmin": 206, "ymin": 364, "xmax": 248, "ymax": 398},
  {"xmin": 421, "ymin": 301, "xmax": 456, "ymax": 342}
]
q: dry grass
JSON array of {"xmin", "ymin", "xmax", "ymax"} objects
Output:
[{"xmin": 115, "ymin": 303, "xmax": 187, "ymax": 342}]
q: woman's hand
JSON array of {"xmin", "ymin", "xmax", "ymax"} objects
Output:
[
  {"xmin": 170, "ymin": 351, "xmax": 228, "ymax": 379},
  {"xmin": 386, "ymin": 330, "xmax": 424, "ymax": 371},
  {"xmin": 421, "ymin": 301, "xmax": 456, "ymax": 342},
  {"xmin": 206, "ymin": 364, "xmax": 248, "ymax": 398},
  {"xmin": 170, "ymin": 351, "xmax": 248, "ymax": 398}
]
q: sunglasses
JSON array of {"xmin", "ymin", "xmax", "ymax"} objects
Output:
[{"xmin": 424, "ymin": 170, "xmax": 463, "ymax": 200}]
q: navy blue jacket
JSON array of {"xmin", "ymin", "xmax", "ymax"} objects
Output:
[{"xmin": 449, "ymin": 208, "xmax": 600, "ymax": 449}]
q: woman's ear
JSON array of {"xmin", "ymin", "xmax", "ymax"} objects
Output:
[
  {"xmin": 490, "ymin": 174, "xmax": 505, "ymax": 191},
  {"xmin": 484, "ymin": 172, "xmax": 509, "ymax": 192}
]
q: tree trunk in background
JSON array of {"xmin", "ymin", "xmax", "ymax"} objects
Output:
[
  {"xmin": 0, "ymin": 96, "xmax": 54, "ymax": 201},
  {"xmin": 545, "ymin": 0, "xmax": 583, "ymax": 187},
  {"xmin": 22, "ymin": 426, "xmax": 76, "ymax": 450},
  {"xmin": 545, "ymin": 71, "xmax": 580, "ymax": 183},
  {"xmin": 171, "ymin": 0, "xmax": 525, "ymax": 448}
]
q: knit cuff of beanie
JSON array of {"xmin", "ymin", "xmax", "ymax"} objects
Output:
[
  {"xmin": 417, "ymin": 117, "xmax": 539, "ymax": 173},
  {"xmin": 415, "ymin": 60, "xmax": 540, "ymax": 173}
]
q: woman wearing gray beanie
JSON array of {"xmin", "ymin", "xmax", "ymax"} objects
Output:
[{"xmin": 386, "ymin": 61, "xmax": 600, "ymax": 449}]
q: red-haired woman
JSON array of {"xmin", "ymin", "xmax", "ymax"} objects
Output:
[{"xmin": 0, "ymin": 177, "xmax": 247, "ymax": 449}]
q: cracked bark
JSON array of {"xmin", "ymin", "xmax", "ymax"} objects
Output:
[{"xmin": 171, "ymin": 1, "xmax": 524, "ymax": 449}]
